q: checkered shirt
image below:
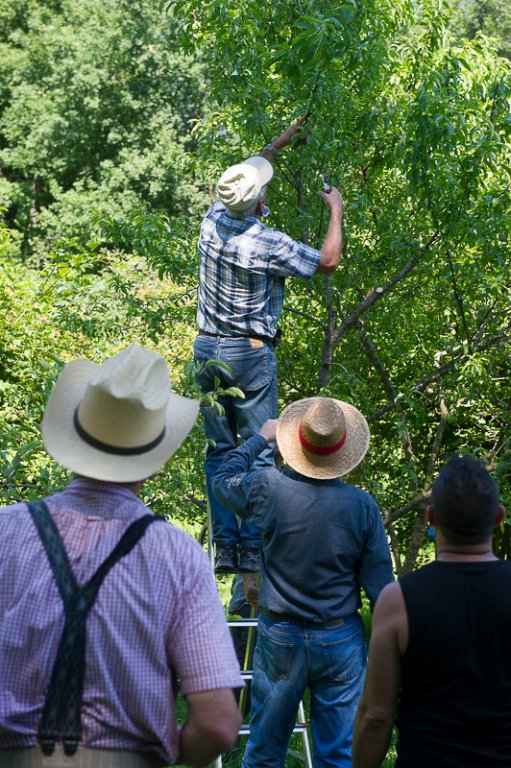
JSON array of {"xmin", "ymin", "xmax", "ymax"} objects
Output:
[
  {"xmin": 197, "ymin": 201, "xmax": 320, "ymax": 338},
  {"xmin": 0, "ymin": 477, "xmax": 242, "ymax": 764}
]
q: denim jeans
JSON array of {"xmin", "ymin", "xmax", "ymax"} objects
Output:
[
  {"xmin": 242, "ymin": 612, "xmax": 367, "ymax": 768},
  {"xmin": 193, "ymin": 334, "xmax": 278, "ymax": 547}
]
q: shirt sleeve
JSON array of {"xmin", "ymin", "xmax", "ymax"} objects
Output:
[
  {"xmin": 266, "ymin": 229, "xmax": 321, "ymax": 279},
  {"xmin": 168, "ymin": 540, "xmax": 244, "ymax": 695},
  {"xmin": 358, "ymin": 499, "xmax": 395, "ymax": 610},
  {"xmin": 212, "ymin": 434, "xmax": 271, "ymax": 524}
]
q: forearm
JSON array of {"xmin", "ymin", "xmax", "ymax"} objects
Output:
[
  {"xmin": 177, "ymin": 721, "xmax": 234, "ymax": 768},
  {"xmin": 317, "ymin": 208, "xmax": 342, "ymax": 274},
  {"xmin": 352, "ymin": 697, "xmax": 394, "ymax": 768},
  {"xmin": 259, "ymin": 116, "xmax": 309, "ymax": 166},
  {"xmin": 177, "ymin": 691, "xmax": 242, "ymax": 767}
]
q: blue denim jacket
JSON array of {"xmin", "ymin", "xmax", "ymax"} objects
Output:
[{"xmin": 213, "ymin": 434, "xmax": 394, "ymax": 622}]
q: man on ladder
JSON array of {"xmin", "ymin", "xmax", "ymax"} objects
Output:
[
  {"xmin": 193, "ymin": 115, "xmax": 344, "ymax": 574},
  {"xmin": 213, "ymin": 396, "xmax": 394, "ymax": 767}
]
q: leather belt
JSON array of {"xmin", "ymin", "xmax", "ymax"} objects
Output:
[
  {"xmin": 198, "ymin": 329, "xmax": 275, "ymax": 346},
  {"xmin": 261, "ymin": 608, "xmax": 345, "ymax": 628}
]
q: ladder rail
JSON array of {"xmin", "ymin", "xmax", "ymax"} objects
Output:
[{"xmin": 205, "ymin": 503, "xmax": 312, "ymax": 768}]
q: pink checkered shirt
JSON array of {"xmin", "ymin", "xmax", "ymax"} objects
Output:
[{"xmin": 0, "ymin": 477, "xmax": 243, "ymax": 764}]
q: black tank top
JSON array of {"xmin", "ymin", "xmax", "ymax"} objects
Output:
[{"xmin": 396, "ymin": 560, "xmax": 511, "ymax": 767}]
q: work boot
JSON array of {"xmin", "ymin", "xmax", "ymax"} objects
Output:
[
  {"xmin": 215, "ymin": 543, "xmax": 238, "ymax": 573},
  {"xmin": 238, "ymin": 546, "xmax": 260, "ymax": 573}
]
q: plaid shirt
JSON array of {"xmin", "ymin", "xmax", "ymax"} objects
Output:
[
  {"xmin": 197, "ymin": 201, "xmax": 321, "ymax": 338},
  {"xmin": 0, "ymin": 477, "xmax": 242, "ymax": 764}
]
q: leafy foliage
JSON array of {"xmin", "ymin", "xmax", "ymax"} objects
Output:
[
  {"xmin": 450, "ymin": 0, "xmax": 511, "ymax": 59},
  {"xmin": 0, "ymin": 0, "xmax": 207, "ymax": 255},
  {"xmin": 166, "ymin": 0, "xmax": 511, "ymax": 571}
]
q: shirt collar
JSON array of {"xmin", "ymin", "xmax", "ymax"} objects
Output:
[{"xmin": 69, "ymin": 475, "xmax": 140, "ymax": 499}]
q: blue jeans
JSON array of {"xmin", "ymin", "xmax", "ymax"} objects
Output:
[
  {"xmin": 193, "ymin": 334, "xmax": 278, "ymax": 547},
  {"xmin": 243, "ymin": 612, "xmax": 367, "ymax": 768}
]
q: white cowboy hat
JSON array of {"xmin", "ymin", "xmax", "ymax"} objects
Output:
[
  {"xmin": 217, "ymin": 155, "xmax": 274, "ymax": 212},
  {"xmin": 42, "ymin": 345, "xmax": 199, "ymax": 483},
  {"xmin": 276, "ymin": 397, "xmax": 370, "ymax": 480}
]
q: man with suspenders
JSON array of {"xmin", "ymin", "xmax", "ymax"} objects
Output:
[{"xmin": 0, "ymin": 345, "xmax": 243, "ymax": 767}]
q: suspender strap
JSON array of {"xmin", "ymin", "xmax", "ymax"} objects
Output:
[{"xmin": 27, "ymin": 500, "xmax": 160, "ymax": 757}]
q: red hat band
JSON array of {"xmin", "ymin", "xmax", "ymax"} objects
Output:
[{"xmin": 298, "ymin": 422, "xmax": 347, "ymax": 456}]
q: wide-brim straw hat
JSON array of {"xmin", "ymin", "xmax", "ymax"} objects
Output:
[
  {"xmin": 42, "ymin": 345, "xmax": 199, "ymax": 483},
  {"xmin": 276, "ymin": 397, "xmax": 370, "ymax": 480},
  {"xmin": 217, "ymin": 155, "xmax": 274, "ymax": 211}
]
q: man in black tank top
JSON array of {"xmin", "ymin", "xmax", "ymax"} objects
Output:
[{"xmin": 352, "ymin": 456, "xmax": 509, "ymax": 768}]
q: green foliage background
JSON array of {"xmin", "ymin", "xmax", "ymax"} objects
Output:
[{"xmin": 1, "ymin": 0, "xmax": 510, "ymax": 764}]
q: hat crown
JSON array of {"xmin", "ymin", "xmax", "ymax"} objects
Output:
[
  {"xmin": 301, "ymin": 399, "xmax": 346, "ymax": 450},
  {"xmin": 92, "ymin": 345, "xmax": 168, "ymax": 407},
  {"xmin": 218, "ymin": 165, "xmax": 259, "ymax": 211},
  {"xmin": 77, "ymin": 345, "xmax": 170, "ymax": 449},
  {"xmin": 217, "ymin": 156, "xmax": 273, "ymax": 212}
]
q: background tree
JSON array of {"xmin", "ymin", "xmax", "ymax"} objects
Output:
[
  {"xmin": 449, "ymin": 0, "xmax": 511, "ymax": 59},
  {"xmin": 0, "ymin": 0, "xmax": 207, "ymax": 255}
]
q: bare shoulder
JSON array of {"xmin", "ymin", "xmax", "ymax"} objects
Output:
[
  {"xmin": 375, "ymin": 580, "xmax": 404, "ymax": 613},
  {"xmin": 372, "ymin": 580, "xmax": 408, "ymax": 654}
]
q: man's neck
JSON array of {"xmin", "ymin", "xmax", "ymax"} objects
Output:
[
  {"xmin": 436, "ymin": 542, "xmax": 497, "ymax": 562},
  {"xmin": 74, "ymin": 474, "xmax": 145, "ymax": 496}
]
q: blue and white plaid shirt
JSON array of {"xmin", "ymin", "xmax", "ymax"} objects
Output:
[{"xmin": 197, "ymin": 202, "xmax": 320, "ymax": 339}]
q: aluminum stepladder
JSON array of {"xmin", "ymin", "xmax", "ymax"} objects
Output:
[{"xmin": 205, "ymin": 503, "xmax": 313, "ymax": 768}]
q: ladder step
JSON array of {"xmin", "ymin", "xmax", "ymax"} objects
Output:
[
  {"xmin": 238, "ymin": 722, "xmax": 308, "ymax": 737},
  {"xmin": 227, "ymin": 618, "xmax": 258, "ymax": 627}
]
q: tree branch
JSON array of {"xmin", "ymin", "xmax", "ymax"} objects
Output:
[
  {"xmin": 401, "ymin": 372, "xmax": 450, "ymax": 573},
  {"xmin": 331, "ymin": 231, "xmax": 441, "ymax": 347},
  {"xmin": 369, "ymin": 329, "xmax": 508, "ymax": 423},
  {"xmin": 384, "ymin": 492, "xmax": 431, "ymax": 526},
  {"xmin": 357, "ymin": 321, "xmax": 416, "ymax": 472},
  {"xmin": 318, "ymin": 275, "xmax": 338, "ymax": 389}
]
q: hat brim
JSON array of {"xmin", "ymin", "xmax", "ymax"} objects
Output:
[
  {"xmin": 276, "ymin": 398, "xmax": 370, "ymax": 480},
  {"xmin": 243, "ymin": 155, "xmax": 274, "ymax": 187},
  {"xmin": 42, "ymin": 359, "xmax": 199, "ymax": 483}
]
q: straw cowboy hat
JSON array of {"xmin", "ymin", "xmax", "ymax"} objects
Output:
[
  {"xmin": 217, "ymin": 155, "xmax": 274, "ymax": 212},
  {"xmin": 276, "ymin": 397, "xmax": 370, "ymax": 480},
  {"xmin": 42, "ymin": 344, "xmax": 199, "ymax": 483}
]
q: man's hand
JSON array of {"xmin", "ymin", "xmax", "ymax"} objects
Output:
[
  {"xmin": 259, "ymin": 419, "xmax": 278, "ymax": 443},
  {"xmin": 243, "ymin": 573, "xmax": 260, "ymax": 608},
  {"xmin": 319, "ymin": 186, "xmax": 343, "ymax": 214},
  {"xmin": 271, "ymin": 113, "xmax": 311, "ymax": 152}
]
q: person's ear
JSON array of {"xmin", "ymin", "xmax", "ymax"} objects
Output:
[
  {"xmin": 494, "ymin": 505, "xmax": 506, "ymax": 528},
  {"xmin": 427, "ymin": 504, "xmax": 436, "ymax": 526}
]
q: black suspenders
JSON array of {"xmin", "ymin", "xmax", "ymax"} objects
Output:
[{"xmin": 27, "ymin": 500, "xmax": 160, "ymax": 756}]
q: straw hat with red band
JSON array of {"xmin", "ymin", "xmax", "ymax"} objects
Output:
[{"xmin": 275, "ymin": 397, "xmax": 370, "ymax": 480}]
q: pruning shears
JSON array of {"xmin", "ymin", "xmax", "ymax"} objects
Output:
[{"xmin": 320, "ymin": 174, "xmax": 331, "ymax": 193}]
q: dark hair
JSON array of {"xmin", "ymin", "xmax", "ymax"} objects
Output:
[{"xmin": 431, "ymin": 456, "xmax": 500, "ymax": 544}]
